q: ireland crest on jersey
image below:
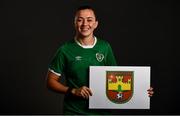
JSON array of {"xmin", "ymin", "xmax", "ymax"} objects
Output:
[
  {"xmin": 106, "ymin": 71, "xmax": 134, "ymax": 104},
  {"xmin": 96, "ymin": 53, "xmax": 104, "ymax": 62}
]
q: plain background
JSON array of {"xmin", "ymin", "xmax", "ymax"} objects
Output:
[{"xmin": 0, "ymin": 0, "xmax": 179, "ymax": 115}]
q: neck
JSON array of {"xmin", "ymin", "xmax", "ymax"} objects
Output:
[{"xmin": 75, "ymin": 35, "xmax": 94, "ymax": 46}]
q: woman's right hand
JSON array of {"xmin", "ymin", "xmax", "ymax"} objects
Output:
[{"xmin": 71, "ymin": 86, "xmax": 92, "ymax": 99}]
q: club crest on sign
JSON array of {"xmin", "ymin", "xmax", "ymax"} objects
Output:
[{"xmin": 106, "ymin": 71, "xmax": 134, "ymax": 104}]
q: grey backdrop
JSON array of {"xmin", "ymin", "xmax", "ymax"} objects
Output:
[{"xmin": 0, "ymin": 0, "xmax": 178, "ymax": 115}]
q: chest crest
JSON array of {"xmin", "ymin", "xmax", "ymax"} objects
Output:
[{"xmin": 96, "ymin": 53, "xmax": 104, "ymax": 62}]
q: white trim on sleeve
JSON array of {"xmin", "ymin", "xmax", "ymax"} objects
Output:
[{"xmin": 48, "ymin": 68, "xmax": 61, "ymax": 76}]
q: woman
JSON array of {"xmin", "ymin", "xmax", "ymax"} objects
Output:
[{"xmin": 46, "ymin": 5, "xmax": 154, "ymax": 114}]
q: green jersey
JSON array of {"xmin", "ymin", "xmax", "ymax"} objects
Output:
[{"xmin": 49, "ymin": 37, "xmax": 117, "ymax": 114}]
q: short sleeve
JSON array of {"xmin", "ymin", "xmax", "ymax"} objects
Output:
[
  {"xmin": 106, "ymin": 43, "xmax": 117, "ymax": 66},
  {"xmin": 48, "ymin": 47, "xmax": 65, "ymax": 76}
]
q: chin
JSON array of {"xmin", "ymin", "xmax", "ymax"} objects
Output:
[{"xmin": 80, "ymin": 33, "xmax": 91, "ymax": 37}]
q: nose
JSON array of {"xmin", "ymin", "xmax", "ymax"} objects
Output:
[{"xmin": 82, "ymin": 19, "xmax": 88, "ymax": 25}]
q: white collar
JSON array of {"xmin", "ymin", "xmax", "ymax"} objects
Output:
[{"xmin": 75, "ymin": 36, "xmax": 97, "ymax": 49}]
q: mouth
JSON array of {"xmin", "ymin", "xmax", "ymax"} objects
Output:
[
  {"xmin": 80, "ymin": 26, "xmax": 90, "ymax": 31},
  {"xmin": 81, "ymin": 28, "xmax": 89, "ymax": 31},
  {"xmin": 81, "ymin": 29, "xmax": 90, "ymax": 33}
]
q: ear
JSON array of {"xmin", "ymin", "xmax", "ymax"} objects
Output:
[{"xmin": 94, "ymin": 21, "xmax": 98, "ymax": 29}]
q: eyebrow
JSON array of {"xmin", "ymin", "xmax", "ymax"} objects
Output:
[{"xmin": 77, "ymin": 17, "xmax": 94, "ymax": 19}]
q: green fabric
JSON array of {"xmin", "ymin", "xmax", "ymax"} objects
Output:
[{"xmin": 49, "ymin": 38, "xmax": 117, "ymax": 114}]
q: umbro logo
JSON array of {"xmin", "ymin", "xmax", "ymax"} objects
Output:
[{"xmin": 75, "ymin": 56, "xmax": 82, "ymax": 60}]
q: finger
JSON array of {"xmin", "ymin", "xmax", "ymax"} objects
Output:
[
  {"xmin": 147, "ymin": 87, "xmax": 153, "ymax": 91},
  {"xmin": 149, "ymin": 91, "xmax": 154, "ymax": 96},
  {"xmin": 148, "ymin": 91, "xmax": 154, "ymax": 95},
  {"xmin": 82, "ymin": 86, "xmax": 92, "ymax": 96},
  {"xmin": 148, "ymin": 91, "xmax": 154, "ymax": 98},
  {"xmin": 150, "ymin": 87, "xmax": 153, "ymax": 91},
  {"xmin": 84, "ymin": 87, "xmax": 93, "ymax": 98},
  {"xmin": 79, "ymin": 86, "xmax": 92, "ymax": 99},
  {"xmin": 149, "ymin": 94, "xmax": 153, "ymax": 97},
  {"xmin": 81, "ymin": 90, "xmax": 89, "ymax": 99},
  {"xmin": 86, "ymin": 88, "xmax": 93, "ymax": 96}
]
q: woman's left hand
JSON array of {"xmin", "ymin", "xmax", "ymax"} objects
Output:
[{"xmin": 147, "ymin": 87, "xmax": 154, "ymax": 97}]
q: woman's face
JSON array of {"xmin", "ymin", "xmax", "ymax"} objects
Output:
[{"xmin": 74, "ymin": 9, "xmax": 98, "ymax": 38}]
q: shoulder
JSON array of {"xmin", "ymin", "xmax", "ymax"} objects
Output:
[
  {"xmin": 57, "ymin": 40, "xmax": 75, "ymax": 50},
  {"xmin": 55, "ymin": 39, "xmax": 75, "ymax": 54},
  {"xmin": 96, "ymin": 37, "xmax": 111, "ymax": 48}
]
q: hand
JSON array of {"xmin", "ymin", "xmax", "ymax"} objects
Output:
[
  {"xmin": 147, "ymin": 87, "xmax": 154, "ymax": 97},
  {"xmin": 71, "ymin": 86, "xmax": 92, "ymax": 99}
]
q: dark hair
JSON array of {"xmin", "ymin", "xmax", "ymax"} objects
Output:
[{"xmin": 75, "ymin": 5, "xmax": 98, "ymax": 20}]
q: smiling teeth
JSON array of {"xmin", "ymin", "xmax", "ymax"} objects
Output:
[{"xmin": 82, "ymin": 29, "xmax": 88, "ymax": 31}]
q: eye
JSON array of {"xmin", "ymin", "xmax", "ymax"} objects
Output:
[
  {"xmin": 77, "ymin": 19, "xmax": 82, "ymax": 22},
  {"xmin": 87, "ymin": 19, "xmax": 93, "ymax": 22}
]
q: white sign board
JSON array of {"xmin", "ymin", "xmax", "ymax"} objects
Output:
[{"xmin": 89, "ymin": 66, "xmax": 150, "ymax": 109}]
